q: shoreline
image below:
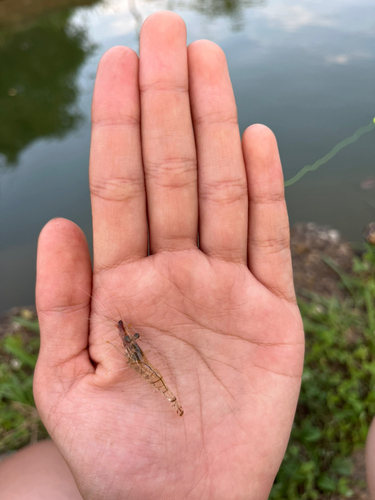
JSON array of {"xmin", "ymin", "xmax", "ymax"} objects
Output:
[{"xmin": 0, "ymin": 222, "xmax": 362, "ymax": 327}]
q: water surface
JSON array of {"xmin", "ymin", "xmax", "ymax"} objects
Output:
[{"xmin": 0, "ymin": 0, "xmax": 374, "ymax": 312}]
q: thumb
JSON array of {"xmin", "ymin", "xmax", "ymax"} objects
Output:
[{"xmin": 34, "ymin": 218, "xmax": 93, "ymax": 411}]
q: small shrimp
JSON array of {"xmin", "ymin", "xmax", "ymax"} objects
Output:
[{"xmin": 114, "ymin": 320, "xmax": 183, "ymax": 417}]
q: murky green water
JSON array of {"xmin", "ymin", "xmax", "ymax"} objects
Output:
[{"xmin": 0, "ymin": 0, "xmax": 374, "ymax": 312}]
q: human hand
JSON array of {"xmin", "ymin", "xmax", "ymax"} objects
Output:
[{"xmin": 34, "ymin": 11, "xmax": 304, "ymax": 500}]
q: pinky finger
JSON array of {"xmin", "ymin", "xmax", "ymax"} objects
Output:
[{"xmin": 243, "ymin": 124, "xmax": 296, "ymax": 303}]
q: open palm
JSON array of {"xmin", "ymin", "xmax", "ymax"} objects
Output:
[{"xmin": 34, "ymin": 12, "xmax": 304, "ymax": 500}]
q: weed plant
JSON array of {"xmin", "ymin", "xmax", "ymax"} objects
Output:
[
  {"xmin": 0, "ymin": 316, "xmax": 47, "ymax": 453},
  {"xmin": 271, "ymin": 244, "xmax": 375, "ymax": 498}
]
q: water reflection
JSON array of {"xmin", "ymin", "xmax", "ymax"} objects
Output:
[
  {"xmin": 177, "ymin": 0, "xmax": 265, "ymax": 31},
  {"xmin": 0, "ymin": 0, "xmax": 101, "ymax": 29},
  {"xmin": 0, "ymin": 0, "xmax": 374, "ymax": 315},
  {"xmin": 128, "ymin": 0, "xmax": 143, "ymax": 38},
  {"xmin": 0, "ymin": 1, "xmax": 98, "ymax": 166},
  {"xmin": 109, "ymin": 0, "xmax": 265, "ymax": 40}
]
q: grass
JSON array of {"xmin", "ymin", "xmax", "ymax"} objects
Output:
[
  {"xmin": 271, "ymin": 243, "xmax": 375, "ymax": 498},
  {"xmin": 0, "ymin": 316, "xmax": 47, "ymax": 453},
  {"xmin": 1, "ymin": 245, "xmax": 375, "ymax": 497}
]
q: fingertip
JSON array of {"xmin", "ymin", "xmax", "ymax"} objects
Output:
[
  {"xmin": 92, "ymin": 46, "xmax": 139, "ymax": 125},
  {"xmin": 242, "ymin": 123, "xmax": 284, "ymax": 186},
  {"xmin": 188, "ymin": 39, "xmax": 226, "ymax": 60},
  {"xmin": 36, "ymin": 218, "xmax": 92, "ymax": 313},
  {"xmin": 242, "ymin": 124, "xmax": 278, "ymax": 155},
  {"xmin": 95, "ymin": 45, "xmax": 138, "ymax": 83},
  {"xmin": 38, "ymin": 217, "xmax": 88, "ymax": 253},
  {"xmin": 141, "ymin": 10, "xmax": 186, "ymax": 36},
  {"xmin": 188, "ymin": 40, "xmax": 230, "ymax": 91},
  {"xmin": 98, "ymin": 45, "xmax": 135, "ymax": 65},
  {"xmin": 139, "ymin": 11, "xmax": 187, "ymax": 71}
]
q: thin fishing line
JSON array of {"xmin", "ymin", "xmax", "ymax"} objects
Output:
[{"xmin": 284, "ymin": 118, "xmax": 375, "ymax": 187}]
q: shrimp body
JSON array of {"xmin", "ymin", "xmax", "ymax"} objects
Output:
[{"xmin": 117, "ymin": 320, "xmax": 183, "ymax": 417}]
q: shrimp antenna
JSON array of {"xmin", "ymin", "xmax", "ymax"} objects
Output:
[
  {"xmin": 106, "ymin": 340, "xmax": 127, "ymax": 358},
  {"xmin": 94, "ymin": 275, "xmax": 126, "ymax": 324},
  {"xmin": 77, "ymin": 286, "xmax": 118, "ymax": 324}
]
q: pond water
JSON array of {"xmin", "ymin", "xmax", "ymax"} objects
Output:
[{"xmin": 0, "ymin": 0, "xmax": 374, "ymax": 313}]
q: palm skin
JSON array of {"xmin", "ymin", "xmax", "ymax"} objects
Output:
[{"xmin": 34, "ymin": 11, "xmax": 304, "ymax": 500}]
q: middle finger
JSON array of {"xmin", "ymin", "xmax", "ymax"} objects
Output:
[{"xmin": 140, "ymin": 12, "xmax": 198, "ymax": 254}]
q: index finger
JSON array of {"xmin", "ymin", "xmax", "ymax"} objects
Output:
[{"xmin": 90, "ymin": 47, "xmax": 148, "ymax": 272}]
